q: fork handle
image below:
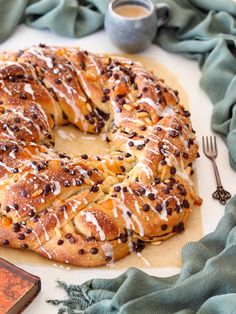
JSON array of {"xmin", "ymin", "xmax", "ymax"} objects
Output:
[
  {"xmin": 212, "ymin": 159, "xmax": 222, "ymax": 187},
  {"xmin": 212, "ymin": 159, "xmax": 231, "ymax": 204}
]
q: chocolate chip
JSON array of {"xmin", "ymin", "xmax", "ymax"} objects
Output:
[
  {"xmin": 166, "ymin": 208, "xmax": 172, "ymax": 216},
  {"xmin": 127, "ymin": 211, "xmax": 132, "ymax": 217},
  {"xmin": 33, "ymin": 215, "xmax": 39, "ymax": 222},
  {"xmin": 183, "ymin": 152, "xmax": 189, "ymax": 159},
  {"xmin": 18, "ymin": 233, "xmax": 25, "ymax": 240},
  {"xmin": 13, "ymin": 223, "xmax": 21, "ymax": 233},
  {"xmin": 31, "ymin": 113, "xmax": 38, "ymax": 119},
  {"xmin": 177, "ymin": 184, "xmax": 187, "ymax": 196},
  {"xmin": 3, "ymin": 239, "xmax": 9, "ymax": 245},
  {"xmin": 120, "ymin": 165, "xmax": 125, "ymax": 172},
  {"xmin": 78, "ymin": 249, "xmax": 85, "ymax": 255},
  {"xmin": 90, "ymin": 247, "xmax": 98, "ymax": 254},
  {"xmin": 13, "ymin": 204, "xmax": 19, "ymax": 210},
  {"xmin": 43, "ymin": 184, "xmax": 51, "ymax": 196},
  {"xmin": 140, "ymin": 126, "xmax": 147, "ymax": 131},
  {"xmin": 170, "ymin": 167, "xmax": 176, "ymax": 175},
  {"xmin": 155, "ymin": 204, "xmax": 162, "ymax": 212},
  {"xmin": 178, "ymin": 222, "xmax": 185, "ymax": 232},
  {"xmin": 169, "ymin": 130, "xmax": 179, "ymax": 138},
  {"xmin": 1, "ymin": 145, "xmax": 8, "ymax": 151},
  {"xmin": 142, "ymin": 204, "xmax": 150, "ymax": 212},
  {"xmin": 21, "ymin": 189, "xmax": 28, "ymax": 197},
  {"xmin": 161, "ymin": 224, "xmax": 168, "ymax": 231},
  {"xmin": 114, "ymin": 185, "xmax": 121, "ymax": 192},
  {"xmin": 125, "ymin": 153, "xmax": 132, "ymax": 158},
  {"xmin": 105, "ymin": 256, "xmax": 112, "ymax": 262},
  {"xmin": 21, "ymin": 243, "xmax": 28, "ymax": 249},
  {"xmin": 160, "ymin": 159, "xmax": 167, "ymax": 165},
  {"xmin": 183, "ymin": 110, "xmax": 190, "ymax": 117},
  {"xmin": 28, "ymin": 209, "xmax": 35, "ymax": 217},
  {"xmin": 101, "ymin": 95, "xmax": 109, "ymax": 103},
  {"xmin": 20, "ymin": 93, "xmax": 27, "ymax": 100},
  {"xmin": 136, "ymin": 144, "xmax": 143, "ymax": 150},
  {"xmin": 128, "ymin": 131, "xmax": 137, "ymax": 139},
  {"xmin": 80, "ymin": 62, "xmax": 86, "ymax": 70},
  {"xmin": 4, "ymin": 206, "xmax": 10, "ymax": 213},
  {"xmin": 11, "ymin": 146, "xmax": 19, "ymax": 153},
  {"xmin": 90, "ymin": 185, "xmax": 99, "ymax": 193},
  {"xmin": 63, "ymin": 180, "xmax": 71, "ymax": 187},
  {"xmin": 65, "ymin": 233, "xmax": 72, "ymax": 239},
  {"xmin": 148, "ymin": 193, "xmax": 156, "ymax": 201},
  {"xmin": 122, "ymin": 187, "xmax": 128, "ymax": 192},
  {"xmin": 12, "ymin": 126, "xmax": 20, "ymax": 132},
  {"xmin": 57, "ymin": 239, "xmax": 64, "ymax": 245},
  {"xmin": 128, "ymin": 141, "xmax": 134, "ymax": 147},
  {"xmin": 81, "ymin": 154, "xmax": 88, "ymax": 159},
  {"xmin": 120, "ymin": 235, "xmax": 128, "ymax": 243},
  {"xmin": 175, "ymin": 204, "xmax": 181, "ymax": 212},
  {"xmin": 59, "ymin": 152, "xmax": 67, "ymax": 158},
  {"xmin": 182, "ymin": 199, "xmax": 190, "ymax": 209},
  {"xmin": 76, "ymin": 178, "xmax": 84, "ymax": 186},
  {"xmin": 103, "ymin": 88, "xmax": 110, "ymax": 94},
  {"xmin": 25, "ymin": 228, "xmax": 32, "ymax": 234},
  {"xmin": 119, "ymin": 98, "xmax": 126, "ymax": 105},
  {"xmin": 174, "ymin": 151, "xmax": 180, "ymax": 158},
  {"xmin": 136, "ymin": 242, "xmax": 145, "ymax": 253}
]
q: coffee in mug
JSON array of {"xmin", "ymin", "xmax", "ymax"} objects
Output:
[{"xmin": 114, "ymin": 4, "xmax": 149, "ymax": 18}]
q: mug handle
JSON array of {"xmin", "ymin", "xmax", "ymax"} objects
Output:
[{"xmin": 156, "ymin": 3, "xmax": 170, "ymax": 28}]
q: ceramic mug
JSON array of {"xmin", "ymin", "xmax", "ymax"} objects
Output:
[{"xmin": 105, "ymin": 0, "xmax": 170, "ymax": 53}]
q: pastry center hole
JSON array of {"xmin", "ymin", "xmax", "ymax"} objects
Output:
[{"xmin": 53, "ymin": 125, "xmax": 110, "ymax": 157}]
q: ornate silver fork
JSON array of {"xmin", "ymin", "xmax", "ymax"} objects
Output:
[{"xmin": 202, "ymin": 136, "xmax": 231, "ymax": 205}]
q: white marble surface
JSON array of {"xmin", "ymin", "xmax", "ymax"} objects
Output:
[{"xmin": 0, "ymin": 25, "xmax": 235, "ymax": 313}]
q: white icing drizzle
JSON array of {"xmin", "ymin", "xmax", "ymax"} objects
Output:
[
  {"xmin": 137, "ymin": 252, "xmax": 151, "ymax": 266},
  {"xmin": 41, "ymin": 247, "xmax": 52, "ymax": 259},
  {"xmin": 102, "ymin": 242, "xmax": 114, "ymax": 262},
  {"xmin": 24, "ymin": 83, "xmax": 35, "ymax": 99},
  {"xmin": 28, "ymin": 47, "xmax": 54, "ymax": 68},
  {"xmin": 32, "ymin": 230, "xmax": 42, "ymax": 245},
  {"xmin": 53, "ymin": 213, "xmax": 61, "ymax": 228},
  {"xmin": 82, "ymin": 211, "xmax": 106, "ymax": 241},
  {"xmin": 132, "ymin": 213, "xmax": 144, "ymax": 236},
  {"xmin": 53, "ymin": 181, "xmax": 61, "ymax": 196},
  {"xmin": 137, "ymin": 98, "xmax": 174, "ymax": 117},
  {"xmin": 43, "ymin": 227, "xmax": 50, "ymax": 241}
]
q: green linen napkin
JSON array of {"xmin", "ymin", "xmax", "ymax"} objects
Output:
[
  {"xmin": 0, "ymin": 0, "xmax": 236, "ymax": 313},
  {"xmin": 47, "ymin": 195, "xmax": 236, "ymax": 314},
  {"xmin": 0, "ymin": 0, "xmax": 110, "ymax": 42}
]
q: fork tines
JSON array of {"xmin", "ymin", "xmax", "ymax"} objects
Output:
[{"xmin": 202, "ymin": 136, "xmax": 218, "ymax": 158}]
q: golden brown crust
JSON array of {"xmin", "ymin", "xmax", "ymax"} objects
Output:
[{"xmin": 0, "ymin": 45, "xmax": 202, "ymax": 266}]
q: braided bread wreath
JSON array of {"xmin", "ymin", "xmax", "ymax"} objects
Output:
[{"xmin": 0, "ymin": 45, "xmax": 202, "ymax": 267}]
